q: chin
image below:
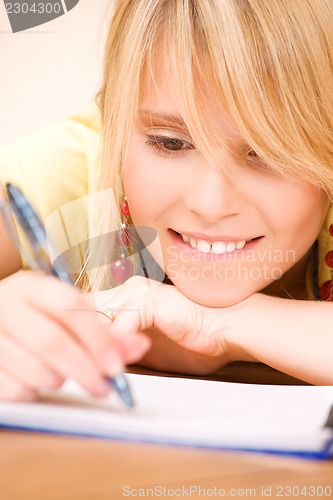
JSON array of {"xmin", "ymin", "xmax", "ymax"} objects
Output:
[{"xmin": 173, "ymin": 280, "xmax": 253, "ymax": 308}]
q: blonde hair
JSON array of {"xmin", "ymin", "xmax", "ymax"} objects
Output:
[{"xmin": 87, "ymin": 0, "xmax": 333, "ymax": 291}]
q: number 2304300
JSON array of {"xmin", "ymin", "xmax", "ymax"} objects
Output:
[{"xmin": 5, "ymin": 3, "xmax": 62, "ymax": 15}]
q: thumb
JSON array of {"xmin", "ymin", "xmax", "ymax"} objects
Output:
[
  {"xmin": 108, "ymin": 296, "xmax": 154, "ymax": 365},
  {"xmin": 110, "ymin": 294, "xmax": 156, "ymax": 335}
]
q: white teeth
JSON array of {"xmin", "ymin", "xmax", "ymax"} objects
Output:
[
  {"xmin": 189, "ymin": 238, "xmax": 197, "ymax": 248},
  {"xmin": 180, "ymin": 233, "xmax": 248, "ymax": 254},
  {"xmin": 211, "ymin": 242, "xmax": 226, "ymax": 254},
  {"xmin": 236, "ymin": 240, "xmax": 246, "ymax": 250},
  {"xmin": 226, "ymin": 242, "xmax": 236, "ymax": 253},
  {"xmin": 197, "ymin": 240, "xmax": 211, "ymax": 253}
]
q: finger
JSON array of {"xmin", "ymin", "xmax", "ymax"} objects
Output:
[
  {"xmin": 0, "ymin": 368, "xmax": 37, "ymax": 402},
  {"xmin": 94, "ymin": 308, "xmax": 151, "ymax": 365},
  {"xmin": 109, "ymin": 285, "xmax": 191, "ymax": 344},
  {"xmin": 92, "ymin": 276, "xmax": 162, "ymax": 314},
  {"xmin": 25, "ymin": 276, "xmax": 138, "ymax": 372},
  {"xmin": 2, "ymin": 302, "xmax": 111, "ymax": 397},
  {"xmin": 2, "ymin": 273, "xmax": 133, "ymax": 379},
  {"xmin": 108, "ymin": 331, "xmax": 151, "ymax": 365},
  {"xmin": 107, "ymin": 277, "xmax": 164, "ymax": 334},
  {"xmin": 0, "ymin": 329, "xmax": 64, "ymax": 391}
]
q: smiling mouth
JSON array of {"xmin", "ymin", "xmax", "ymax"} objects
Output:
[{"xmin": 172, "ymin": 230, "xmax": 263, "ymax": 255}]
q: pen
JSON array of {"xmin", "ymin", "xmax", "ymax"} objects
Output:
[{"xmin": 6, "ymin": 183, "xmax": 134, "ymax": 410}]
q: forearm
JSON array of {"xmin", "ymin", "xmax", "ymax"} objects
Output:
[{"xmin": 225, "ymin": 294, "xmax": 333, "ymax": 385}]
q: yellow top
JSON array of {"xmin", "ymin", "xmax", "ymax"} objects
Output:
[
  {"xmin": 0, "ymin": 102, "xmax": 101, "ymax": 272},
  {"xmin": 0, "ymin": 102, "xmax": 332, "ymax": 299}
]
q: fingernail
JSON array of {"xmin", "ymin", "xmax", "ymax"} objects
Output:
[
  {"xmin": 102, "ymin": 350, "xmax": 125, "ymax": 376},
  {"xmin": 93, "ymin": 379, "xmax": 111, "ymax": 398}
]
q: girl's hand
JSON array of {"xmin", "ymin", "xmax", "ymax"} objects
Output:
[
  {"xmin": 103, "ymin": 276, "xmax": 333, "ymax": 384},
  {"xmin": 0, "ymin": 271, "xmax": 150, "ymax": 401},
  {"xmin": 95, "ymin": 276, "xmax": 255, "ymax": 375}
]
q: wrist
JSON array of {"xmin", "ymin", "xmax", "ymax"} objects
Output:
[{"xmin": 215, "ymin": 293, "xmax": 267, "ymax": 363}]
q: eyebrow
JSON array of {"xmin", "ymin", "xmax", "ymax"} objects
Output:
[{"xmin": 139, "ymin": 110, "xmax": 187, "ymax": 127}]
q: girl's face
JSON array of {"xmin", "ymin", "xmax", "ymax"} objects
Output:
[{"xmin": 123, "ymin": 68, "xmax": 329, "ymax": 307}]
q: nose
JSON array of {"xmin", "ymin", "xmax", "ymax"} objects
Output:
[{"xmin": 185, "ymin": 163, "xmax": 242, "ymax": 223}]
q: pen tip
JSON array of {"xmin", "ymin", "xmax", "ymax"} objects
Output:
[{"xmin": 107, "ymin": 375, "xmax": 135, "ymax": 410}]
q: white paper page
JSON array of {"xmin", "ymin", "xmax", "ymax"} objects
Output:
[{"xmin": 0, "ymin": 374, "xmax": 332, "ymax": 455}]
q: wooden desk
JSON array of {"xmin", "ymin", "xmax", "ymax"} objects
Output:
[{"xmin": 0, "ymin": 363, "xmax": 332, "ymax": 500}]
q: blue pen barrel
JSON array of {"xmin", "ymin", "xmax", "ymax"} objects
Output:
[{"xmin": 6, "ymin": 183, "xmax": 73, "ymax": 283}]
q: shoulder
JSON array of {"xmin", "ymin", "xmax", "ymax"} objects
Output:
[{"xmin": 0, "ymin": 101, "xmax": 102, "ymax": 221}]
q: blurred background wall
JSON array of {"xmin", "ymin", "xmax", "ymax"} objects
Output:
[{"xmin": 0, "ymin": 0, "xmax": 112, "ymax": 145}]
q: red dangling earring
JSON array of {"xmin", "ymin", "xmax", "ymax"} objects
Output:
[
  {"xmin": 110, "ymin": 196, "xmax": 134, "ymax": 284},
  {"xmin": 320, "ymin": 223, "xmax": 333, "ymax": 300}
]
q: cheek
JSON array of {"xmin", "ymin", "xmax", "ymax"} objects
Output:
[
  {"xmin": 275, "ymin": 190, "xmax": 328, "ymax": 239},
  {"xmin": 263, "ymin": 187, "xmax": 329, "ymax": 274},
  {"xmin": 253, "ymin": 175, "xmax": 328, "ymax": 240}
]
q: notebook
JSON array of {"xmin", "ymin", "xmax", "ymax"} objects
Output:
[{"xmin": 0, "ymin": 374, "xmax": 332, "ymax": 459}]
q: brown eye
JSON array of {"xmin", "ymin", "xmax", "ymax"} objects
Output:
[
  {"xmin": 145, "ymin": 134, "xmax": 195, "ymax": 157},
  {"xmin": 162, "ymin": 138, "xmax": 184, "ymax": 151}
]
